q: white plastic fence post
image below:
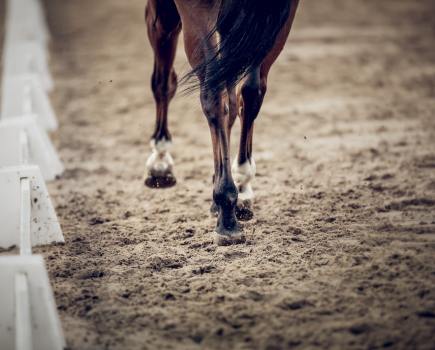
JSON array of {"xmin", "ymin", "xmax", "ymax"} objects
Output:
[
  {"xmin": 0, "ymin": 165, "xmax": 64, "ymax": 249},
  {"xmin": 0, "ymin": 116, "xmax": 64, "ymax": 181},
  {"xmin": 0, "ymin": 255, "xmax": 66, "ymax": 350},
  {"xmin": 20, "ymin": 178, "xmax": 32, "ymax": 255},
  {"xmin": 15, "ymin": 273, "xmax": 33, "ymax": 350},
  {"xmin": 1, "ymin": 74, "xmax": 58, "ymax": 130},
  {"xmin": 1, "ymin": 1, "xmax": 66, "ymax": 349},
  {"xmin": 2, "ymin": 42, "xmax": 50, "ymax": 73},
  {"xmin": 22, "ymin": 84, "xmax": 33, "ymax": 115},
  {"xmin": 2, "ymin": 43, "xmax": 53, "ymax": 91},
  {"xmin": 4, "ymin": 0, "xmax": 50, "ymax": 49},
  {"xmin": 19, "ymin": 129, "xmax": 29, "ymax": 165},
  {"xmin": 20, "ymin": 126, "xmax": 33, "ymax": 255}
]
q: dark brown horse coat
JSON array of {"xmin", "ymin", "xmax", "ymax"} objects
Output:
[{"xmin": 144, "ymin": 0, "xmax": 299, "ymax": 245}]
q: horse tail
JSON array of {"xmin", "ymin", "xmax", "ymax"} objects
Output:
[{"xmin": 181, "ymin": 0, "xmax": 293, "ymax": 98}]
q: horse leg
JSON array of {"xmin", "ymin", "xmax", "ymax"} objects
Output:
[
  {"xmin": 178, "ymin": 20, "xmax": 243, "ymax": 243},
  {"xmin": 144, "ymin": 0, "xmax": 181, "ymax": 189},
  {"xmin": 201, "ymin": 89, "xmax": 243, "ymax": 245},
  {"xmin": 210, "ymin": 85, "xmax": 237, "ymax": 218},
  {"xmin": 233, "ymin": 0, "xmax": 299, "ymax": 220},
  {"xmin": 232, "ymin": 69, "xmax": 263, "ymax": 221}
]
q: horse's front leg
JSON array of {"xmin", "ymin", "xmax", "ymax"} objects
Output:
[{"xmin": 201, "ymin": 89, "xmax": 244, "ymax": 245}]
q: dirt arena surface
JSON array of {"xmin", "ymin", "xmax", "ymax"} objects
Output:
[{"xmin": 1, "ymin": 0, "xmax": 435, "ymax": 349}]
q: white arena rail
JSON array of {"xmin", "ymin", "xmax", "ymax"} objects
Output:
[
  {"xmin": 1, "ymin": 74, "xmax": 58, "ymax": 130},
  {"xmin": 0, "ymin": 0, "xmax": 67, "ymax": 349}
]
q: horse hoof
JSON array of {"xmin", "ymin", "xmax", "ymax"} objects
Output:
[
  {"xmin": 213, "ymin": 225, "xmax": 245, "ymax": 246},
  {"xmin": 144, "ymin": 173, "xmax": 176, "ymax": 189},
  {"xmin": 235, "ymin": 198, "xmax": 254, "ymax": 221},
  {"xmin": 209, "ymin": 201, "xmax": 218, "ymax": 218}
]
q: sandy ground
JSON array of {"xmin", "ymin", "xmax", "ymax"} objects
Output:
[{"xmin": 1, "ymin": 0, "xmax": 435, "ymax": 349}]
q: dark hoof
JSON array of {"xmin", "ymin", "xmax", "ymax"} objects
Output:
[
  {"xmin": 213, "ymin": 225, "xmax": 245, "ymax": 246},
  {"xmin": 209, "ymin": 201, "xmax": 218, "ymax": 218},
  {"xmin": 144, "ymin": 173, "xmax": 176, "ymax": 189},
  {"xmin": 235, "ymin": 199, "xmax": 254, "ymax": 221}
]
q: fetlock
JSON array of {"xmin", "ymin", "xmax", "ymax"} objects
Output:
[
  {"xmin": 144, "ymin": 137, "xmax": 176, "ymax": 188},
  {"xmin": 231, "ymin": 157, "xmax": 256, "ymax": 220}
]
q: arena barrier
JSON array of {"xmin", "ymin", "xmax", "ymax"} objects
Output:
[
  {"xmin": 0, "ymin": 115, "xmax": 63, "ymax": 181},
  {"xmin": 0, "ymin": 0, "xmax": 66, "ymax": 349}
]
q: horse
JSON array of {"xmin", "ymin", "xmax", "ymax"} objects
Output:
[{"xmin": 143, "ymin": 0, "xmax": 299, "ymax": 245}]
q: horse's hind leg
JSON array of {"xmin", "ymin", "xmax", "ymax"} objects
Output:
[
  {"xmin": 210, "ymin": 85, "xmax": 237, "ymax": 218},
  {"xmin": 233, "ymin": 1, "xmax": 298, "ymax": 219},
  {"xmin": 174, "ymin": 11, "xmax": 243, "ymax": 243},
  {"xmin": 144, "ymin": 0, "xmax": 181, "ymax": 189},
  {"xmin": 201, "ymin": 88, "xmax": 243, "ymax": 245},
  {"xmin": 233, "ymin": 68, "xmax": 263, "ymax": 221}
]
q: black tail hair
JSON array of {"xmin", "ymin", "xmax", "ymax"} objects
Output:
[{"xmin": 180, "ymin": 0, "xmax": 292, "ymax": 98}]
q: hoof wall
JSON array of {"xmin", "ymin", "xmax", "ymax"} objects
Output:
[
  {"xmin": 235, "ymin": 199, "xmax": 254, "ymax": 221},
  {"xmin": 213, "ymin": 231, "xmax": 245, "ymax": 246},
  {"xmin": 144, "ymin": 173, "xmax": 176, "ymax": 189}
]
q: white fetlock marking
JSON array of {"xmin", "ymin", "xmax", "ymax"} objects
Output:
[
  {"xmin": 238, "ymin": 182, "xmax": 254, "ymax": 202},
  {"xmin": 151, "ymin": 138, "xmax": 171, "ymax": 154},
  {"xmin": 146, "ymin": 138, "xmax": 174, "ymax": 175},
  {"xmin": 232, "ymin": 156, "xmax": 256, "ymax": 208}
]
